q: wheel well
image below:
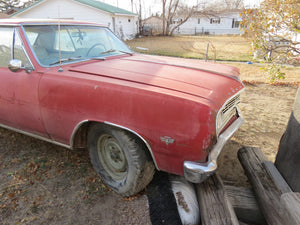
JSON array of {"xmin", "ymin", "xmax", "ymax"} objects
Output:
[{"xmin": 71, "ymin": 121, "xmax": 159, "ymax": 169}]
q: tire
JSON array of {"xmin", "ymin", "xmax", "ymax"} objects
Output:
[{"xmin": 88, "ymin": 124, "xmax": 155, "ymax": 196}]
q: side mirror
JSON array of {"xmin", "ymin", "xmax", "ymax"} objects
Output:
[
  {"xmin": 8, "ymin": 59, "xmax": 23, "ymax": 72},
  {"xmin": 8, "ymin": 59, "xmax": 33, "ymax": 73}
]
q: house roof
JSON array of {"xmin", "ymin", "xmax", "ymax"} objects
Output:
[
  {"xmin": 11, "ymin": 0, "xmax": 136, "ymax": 17},
  {"xmin": 75, "ymin": 0, "xmax": 135, "ymax": 15}
]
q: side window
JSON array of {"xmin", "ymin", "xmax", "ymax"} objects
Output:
[
  {"xmin": 0, "ymin": 27, "xmax": 13, "ymax": 67},
  {"xmin": 0, "ymin": 27, "xmax": 32, "ymax": 68},
  {"xmin": 14, "ymin": 30, "xmax": 32, "ymax": 68}
]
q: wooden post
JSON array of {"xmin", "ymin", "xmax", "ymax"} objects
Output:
[
  {"xmin": 238, "ymin": 147, "xmax": 296, "ymax": 225},
  {"xmin": 275, "ymin": 87, "xmax": 300, "ymax": 192},
  {"xmin": 205, "ymin": 43, "xmax": 209, "ymax": 61},
  {"xmin": 196, "ymin": 174, "xmax": 239, "ymax": 225}
]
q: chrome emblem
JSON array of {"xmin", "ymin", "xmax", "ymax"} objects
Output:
[{"xmin": 160, "ymin": 136, "xmax": 175, "ymax": 145}]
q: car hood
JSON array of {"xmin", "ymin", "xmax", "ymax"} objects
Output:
[{"xmin": 69, "ymin": 54, "xmax": 244, "ymax": 106}]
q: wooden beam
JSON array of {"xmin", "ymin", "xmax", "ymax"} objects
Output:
[
  {"xmin": 281, "ymin": 192, "xmax": 300, "ymax": 224},
  {"xmin": 238, "ymin": 147, "xmax": 291, "ymax": 225},
  {"xmin": 225, "ymin": 185, "xmax": 266, "ymax": 225},
  {"xmin": 263, "ymin": 161, "xmax": 292, "ymax": 193},
  {"xmin": 196, "ymin": 174, "xmax": 239, "ymax": 225}
]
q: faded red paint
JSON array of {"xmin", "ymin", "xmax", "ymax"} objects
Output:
[{"xmin": 0, "ymin": 20, "xmax": 244, "ymax": 176}]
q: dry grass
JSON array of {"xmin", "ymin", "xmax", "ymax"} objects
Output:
[
  {"xmin": 224, "ymin": 62, "xmax": 300, "ymax": 85},
  {"xmin": 127, "ymin": 35, "xmax": 300, "ymax": 84},
  {"xmin": 126, "ymin": 35, "xmax": 252, "ymax": 62}
]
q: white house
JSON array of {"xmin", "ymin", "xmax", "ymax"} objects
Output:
[
  {"xmin": 172, "ymin": 10, "xmax": 243, "ymax": 35},
  {"xmin": 11, "ymin": 0, "xmax": 138, "ymax": 39}
]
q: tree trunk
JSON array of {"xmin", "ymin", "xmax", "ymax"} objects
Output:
[{"xmin": 162, "ymin": 0, "xmax": 166, "ymax": 35}]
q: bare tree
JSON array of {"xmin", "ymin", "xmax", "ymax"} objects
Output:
[
  {"xmin": 162, "ymin": 0, "xmax": 166, "ymax": 35},
  {"xmin": 0, "ymin": 0, "xmax": 20, "ymax": 13},
  {"xmin": 204, "ymin": 0, "xmax": 244, "ymax": 11},
  {"xmin": 0, "ymin": 0, "xmax": 38, "ymax": 13},
  {"xmin": 161, "ymin": 0, "xmax": 200, "ymax": 36},
  {"xmin": 160, "ymin": 0, "xmax": 244, "ymax": 36},
  {"xmin": 223, "ymin": 0, "xmax": 244, "ymax": 9}
]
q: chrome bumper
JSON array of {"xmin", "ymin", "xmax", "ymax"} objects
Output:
[{"xmin": 183, "ymin": 117, "xmax": 244, "ymax": 183}]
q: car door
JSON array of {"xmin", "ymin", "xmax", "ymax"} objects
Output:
[{"xmin": 0, "ymin": 26, "xmax": 48, "ymax": 138}]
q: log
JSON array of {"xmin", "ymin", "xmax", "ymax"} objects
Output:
[
  {"xmin": 280, "ymin": 192, "xmax": 300, "ymax": 224},
  {"xmin": 238, "ymin": 146, "xmax": 291, "ymax": 225},
  {"xmin": 263, "ymin": 161, "xmax": 292, "ymax": 193},
  {"xmin": 225, "ymin": 185, "xmax": 266, "ymax": 225},
  {"xmin": 196, "ymin": 174, "xmax": 239, "ymax": 225}
]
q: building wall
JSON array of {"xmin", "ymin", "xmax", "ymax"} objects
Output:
[
  {"xmin": 12, "ymin": 0, "xmax": 137, "ymax": 39},
  {"xmin": 172, "ymin": 12, "xmax": 242, "ymax": 35},
  {"xmin": 113, "ymin": 15, "xmax": 138, "ymax": 39},
  {"xmin": 142, "ymin": 16, "xmax": 163, "ymax": 35}
]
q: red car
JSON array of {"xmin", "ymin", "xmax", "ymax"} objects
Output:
[{"xmin": 0, "ymin": 19, "xmax": 244, "ymax": 196}]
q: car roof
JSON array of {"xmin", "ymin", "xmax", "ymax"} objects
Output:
[{"xmin": 0, "ymin": 18, "xmax": 105, "ymax": 27}]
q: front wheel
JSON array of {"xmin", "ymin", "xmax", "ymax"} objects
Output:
[{"xmin": 88, "ymin": 124, "xmax": 155, "ymax": 196}]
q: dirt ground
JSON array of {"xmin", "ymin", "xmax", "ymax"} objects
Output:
[{"xmin": 0, "ymin": 72, "xmax": 299, "ymax": 224}]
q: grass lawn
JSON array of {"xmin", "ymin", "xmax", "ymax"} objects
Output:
[
  {"xmin": 126, "ymin": 35, "xmax": 253, "ymax": 62},
  {"xmin": 126, "ymin": 35, "xmax": 300, "ymax": 84}
]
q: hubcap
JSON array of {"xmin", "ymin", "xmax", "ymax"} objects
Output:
[{"xmin": 97, "ymin": 134, "xmax": 127, "ymax": 180}]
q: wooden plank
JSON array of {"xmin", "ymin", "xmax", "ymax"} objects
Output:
[
  {"xmin": 225, "ymin": 185, "xmax": 266, "ymax": 225},
  {"xmin": 196, "ymin": 174, "xmax": 239, "ymax": 225},
  {"xmin": 280, "ymin": 192, "xmax": 300, "ymax": 224},
  {"xmin": 263, "ymin": 161, "xmax": 292, "ymax": 193},
  {"xmin": 238, "ymin": 147, "xmax": 289, "ymax": 225}
]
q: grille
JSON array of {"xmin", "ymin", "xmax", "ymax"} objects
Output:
[
  {"xmin": 216, "ymin": 93, "xmax": 241, "ymax": 137},
  {"xmin": 222, "ymin": 94, "xmax": 240, "ymax": 114}
]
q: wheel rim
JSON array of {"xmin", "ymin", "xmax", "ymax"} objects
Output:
[{"xmin": 97, "ymin": 134, "xmax": 128, "ymax": 180}]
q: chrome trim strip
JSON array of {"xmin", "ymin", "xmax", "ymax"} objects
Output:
[
  {"xmin": 0, "ymin": 123, "xmax": 70, "ymax": 149},
  {"xmin": 104, "ymin": 121, "xmax": 159, "ymax": 170},
  {"xmin": 183, "ymin": 116, "xmax": 244, "ymax": 183},
  {"xmin": 15, "ymin": 27, "xmax": 35, "ymax": 71}
]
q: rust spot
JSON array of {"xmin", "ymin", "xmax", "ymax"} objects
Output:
[
  {"xmin": 176, "ymin": 191, "xmax": 190, "ymax": 213},
  {"xmin": 203, "ymin": 134, "xmax": 217, "ymax": 154}
]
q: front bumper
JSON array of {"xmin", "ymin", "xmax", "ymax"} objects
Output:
[{"xmin": 183, "ymin": 116, "xmax": 244, "ymax": 183}]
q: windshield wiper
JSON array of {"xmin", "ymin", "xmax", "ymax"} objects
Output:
[
  {"xmin": 99, "ymin": 49, "xmax": 133, "ymax": 56},
  {"xmin": 49, "ymin": 56, "xmax": 82, "ymax": 66},
  {"xmin": 118, "ymin": 50, "xmax": 133, "ymax": 55}
]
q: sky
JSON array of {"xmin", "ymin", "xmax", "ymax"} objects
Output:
[{"xmin": 101, "ymin": 0, "xmax": 263, "ymax": 17}]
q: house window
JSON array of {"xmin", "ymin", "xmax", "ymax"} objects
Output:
[
  {"xmin": 232, "ymin": 19, "xmax": 240, "ymax": 28},
  {"xmin": 198, "ymin": 18, "xmax": 200, "ymax": 24},
  {"xmin": 210, "ymin": 18, "xmax": 220, "ymax": 24}
]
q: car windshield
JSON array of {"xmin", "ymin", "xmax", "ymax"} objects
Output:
[{"xmin": 23, "ymin": 24, "xmax": 133, "ymax": 66}]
